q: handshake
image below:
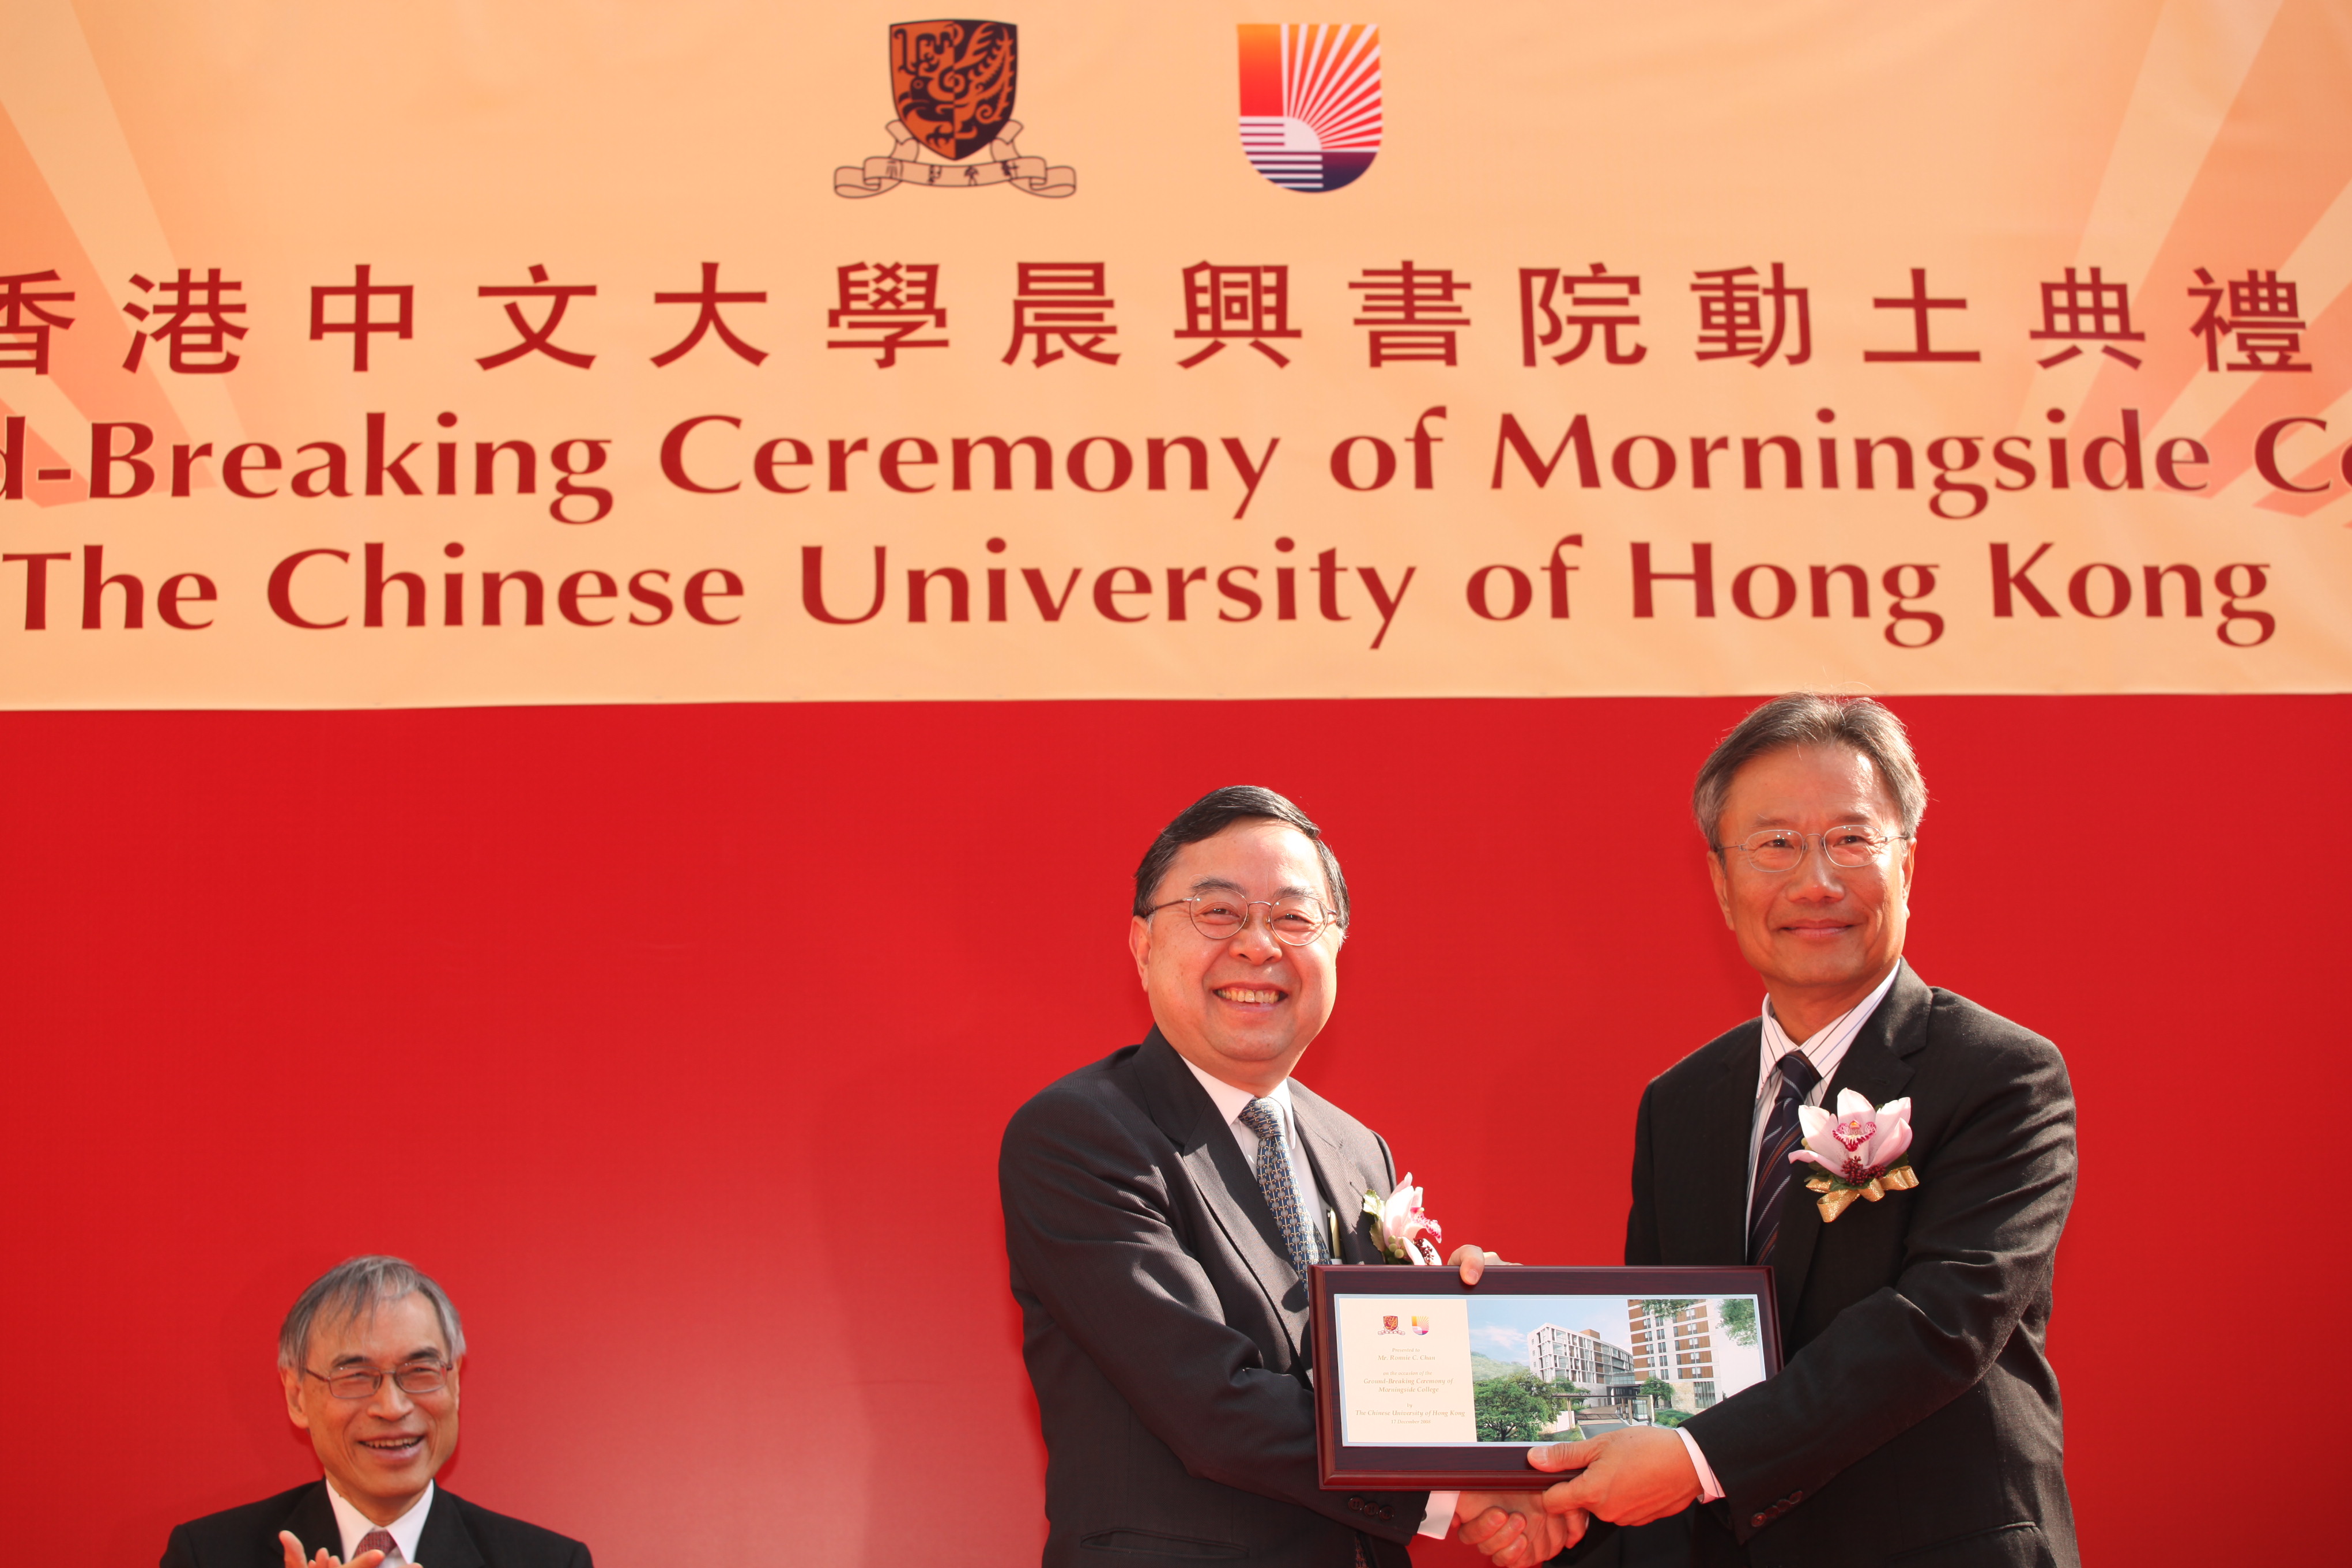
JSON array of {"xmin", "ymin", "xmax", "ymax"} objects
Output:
[{"xmin": 1453, "ymin": 1424, "xmax": 1705, "ymax": 1566}]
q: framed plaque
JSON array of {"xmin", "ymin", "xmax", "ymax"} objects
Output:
[{"xmin": 1311, "ymin": 1265, "xmax": 1782, "ymax": 1490}]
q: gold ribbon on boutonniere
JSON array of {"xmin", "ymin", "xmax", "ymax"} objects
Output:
[
  {"xmin": 1790, "ymin": 1091, "xmax": 1921, "ymax": 1224},
  {"xmin": 1803, "ymin": 1160, "xmax": 1920, "ymax": 1222}
]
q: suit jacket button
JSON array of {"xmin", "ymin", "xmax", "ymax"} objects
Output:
[
  {"xmin": 1789, "ymin": 1491, "xmax": 1804, "ymax": 1504},
  {"xmin": 1379, "ymin": 1506, "xmax": 1394, "ymax": 1521},
  {"xmin": 1350, "ymin": 1498, "xmax": 1366, "ymax": 1513},
  {"xmin": 1751, "ymin": 1513, "xmax": 1768, "ymax": 1528}
]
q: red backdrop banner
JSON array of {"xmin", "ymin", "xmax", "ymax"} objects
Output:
[{"xmin": 3, "ymin": 694, "xmax": 2343, "ymax": 1566}]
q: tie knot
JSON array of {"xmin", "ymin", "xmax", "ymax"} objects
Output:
[
  {"xmin": 1774, "ymin": 1051, "xmax": 1822, "ymax": 1096},
  {"xmin": 1238, "ymin": 1097, "xmax": 1284, "ymax": 1141},
  {"xmin": 357, "ymin": 1529, "xmax": 399, "ymax": 1563}
]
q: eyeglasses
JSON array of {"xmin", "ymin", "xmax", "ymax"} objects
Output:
[
  {"xmin": 1716, "ymin": 825, "xmax": 1909, "ymax": 873},
  {"xmin": 1145, "ymin": 894, "xmax": 1334, "ymax": 946},
  {"xmin": 301, "ymin": 1361, "xmax": 453, "ymax": 1401}
]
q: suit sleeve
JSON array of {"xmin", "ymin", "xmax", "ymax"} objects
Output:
[
  {"xmin": 157, "ymin": 1525, "xmax": 194, "ymax": 1568},
  {"xmin": 1680, "ymin": 1026, "xmax": 2076, "ymax": 1540},
  {"xmin": 1000, "ymin": 1087, "xmax": 1428, "ymax": 1542},
  {"xmin": 1624, "ymin": 1081, "xmax": 1663, "ymax": 1268}
]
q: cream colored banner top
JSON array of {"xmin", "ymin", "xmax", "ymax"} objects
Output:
[{"xmin": 1, "ymin": 0, "xmax": 2346, "ymax": 707}]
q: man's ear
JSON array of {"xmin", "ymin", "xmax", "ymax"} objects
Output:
[
  {"xmin": 1128, "ymin": 914, "xmax": 1154, "ymax": 987},
  {"xmin": 1706, "ymin": 849, "xmax": 1733, "ymax": 930},
  {"xmin": 281, "ymin": 1365, "xmax": 312, "ymax": 1432}
]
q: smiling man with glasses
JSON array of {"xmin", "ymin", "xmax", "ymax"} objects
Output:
[
  {"xmin": 1479, "ymin": 693, "xmax": 2080, "ymax": 1568},
  {"xmin": 999, "ymin": 785, "xmax": 1554, "ymax": 1568},
  {"xmin": 161, "ymin": 1255, "xmax": 590, "ymax": 1568}
]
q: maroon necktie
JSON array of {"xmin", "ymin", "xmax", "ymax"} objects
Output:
[{"xmin": 357, "ymin": 1528, "xmax": 401, "ymax": 1564}]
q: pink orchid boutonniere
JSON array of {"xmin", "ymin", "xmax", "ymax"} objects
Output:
[
  {"xmin": 1362, "ymin": 1174, "xmax": 1445, "ymax": 1264},
  {"xmin": 1789, "ymin": 1090, "xmax": 1921, "ymax": 1223}
]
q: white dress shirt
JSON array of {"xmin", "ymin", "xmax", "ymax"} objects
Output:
[
  {"xmin": 1680, "ymin": 960, "xmax": 1905, "ymax": 1505},
  {"xmin": 325, "ymin": 1477, "xmax": 434, "ymax": 1563},
  {"xmin": 1179, "ymin": 1056, "xmax": 1457, "ymax": 1539},
  {"xmin": 1181, "ymin": 1060, "xmax": 1335, "ymax": 1261}
]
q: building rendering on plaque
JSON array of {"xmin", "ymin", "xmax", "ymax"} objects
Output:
[
  {"xmin": 1630, "ymin": 1298, "xmax": 1720, "ymax": 1409},
  {"xmin": 1527, "ymin": 1322, "xmax": 1637, "ymax": 1389}
]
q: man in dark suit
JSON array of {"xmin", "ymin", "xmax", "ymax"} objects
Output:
[
  {"xmin": 162, "ymin": 1256, "xmax": 590, "ymax": 1568},
  {"xmin": 1484, "ymin": 694, "xmax": 2078, "ymax": 1568},
  {"xmin": 1000, "ymin": 786, "xmax": 1558, "ymax": 1567}
]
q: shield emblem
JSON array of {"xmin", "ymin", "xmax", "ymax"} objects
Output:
[
  {"xmin": 1236, "ymin": 24, "xmax": 1382, "ymax": 193},
  {"xmin": 1381, "ymin": 1314, "xmax": 1400, "ymax": 1333},
  {"xmin": 891, "ymin": 20, "xmax": 1018, "ymax": 161}
]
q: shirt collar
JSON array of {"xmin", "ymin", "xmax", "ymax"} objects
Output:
[
  {"xmin": 1178, "ymin": 1052, "xmax": 1294, "ymax": 1130},
  {"xmin": 325, "ymin": 1478, "xmax": 434, "ymax": 1564},
  {"xmin": 1757, "ymin": 960, "xmax": 1905, "ymax": 1100}
]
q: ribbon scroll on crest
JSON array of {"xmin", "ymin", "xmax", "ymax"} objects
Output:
[{"xmin": 833, "ymin": 119, "xmax": 1076, "ymax": 199}]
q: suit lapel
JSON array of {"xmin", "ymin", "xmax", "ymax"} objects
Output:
[
  {"xmin": 1769, "ymin": 964, "xmax": 1928, "ymax": 1329},
  {"xmin": 1292, "ymin": 1085, "xmax": 1386, "ymax": 1265},
  {"xmin": 414, "ymin": 1488, "xmax": 487, "ymax": 1568},
  {"xmin": 1688, "ymin": 1030, "xmax": 1761, "ymax": 1266},
  {"xmin": 277, "ymin": 1483, "xmax": 340, "ymax": 1563},
  {"xmin": 1133, "ymin": 1032, "xmax": 1307, "ymax": 1335}
]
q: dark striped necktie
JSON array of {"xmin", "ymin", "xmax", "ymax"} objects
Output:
[
  {"xmin": 357, "ymin": 1528, "xmax": 401, "ymax": 1565},
  {"xmin": 1748, "ymin": 1050, "xmax": 1823, "ymax": 1265}
]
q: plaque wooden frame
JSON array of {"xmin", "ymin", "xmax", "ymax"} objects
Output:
[{"xmin": 1311, "ymin": 1264, "xmax": 1784, "ymax": 1490}]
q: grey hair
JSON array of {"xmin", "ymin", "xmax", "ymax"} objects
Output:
[
  {"xmin": 1691, "ymin": 692, "xmax": 1928, "ymax": 847},
  {"xmin": 277, "ymin": 1255, "xmax": 466, "ymax": 1371}
]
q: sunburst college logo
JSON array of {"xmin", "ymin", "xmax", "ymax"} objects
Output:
[
  {"xmin": 1236, "ymin": 23, "xmax": 1382, "ymax": 193},
  {"xmin": 833, "ymin": 19, "xmax": 1075, "ymax": 198}
]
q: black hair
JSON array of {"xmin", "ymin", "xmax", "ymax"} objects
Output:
[{"xmin": 1131, "ymin": 785, "xmax": 1351, "ymax": 926}]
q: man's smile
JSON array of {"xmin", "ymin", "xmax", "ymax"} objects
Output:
[
  {"xmin": 1778, "ymin": 919, "xmax": 1856, "ymax": 940},
  {"xmin": 356, "ymin": 1434, "xmax": 428, "ymax": 1461},
  {"xmin": 1214, "ymin": 986, "xmax": 1287, "ymax": 1004}
]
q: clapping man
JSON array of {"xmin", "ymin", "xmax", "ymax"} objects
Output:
[{"xmin": 162, "ymin": 1256, "xmax": 590, "ymax": 1568}]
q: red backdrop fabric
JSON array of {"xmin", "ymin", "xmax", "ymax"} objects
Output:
[{"xmin": 5, "ymin": 695, "xmax": 2343, "ymax": 1566}]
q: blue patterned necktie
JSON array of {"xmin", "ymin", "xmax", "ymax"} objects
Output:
[
  {"xmin": 1238, "ymin": 1098, "xmax": 1318, "ymax": 1279},
  {"xmin": 1748, "ymin": 1050, "xmax": 1823, "ymax": 1265}
]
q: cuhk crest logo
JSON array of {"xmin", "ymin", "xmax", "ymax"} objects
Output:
[
  {"xmin": 833, "ymin": 20, "xmax": 1076, "ymax": 198},
  {"xmin": 1237, "ymin": 24, "xmax": 1381, "ymax": 193}
]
